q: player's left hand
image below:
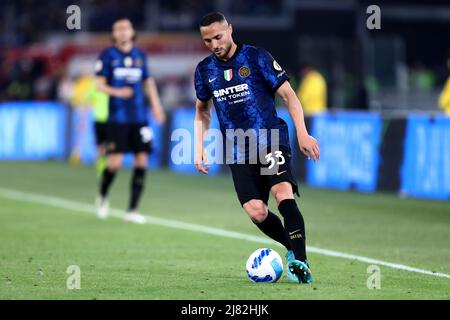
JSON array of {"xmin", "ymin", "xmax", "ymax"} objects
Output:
[
  {"xmin": 152, "ymin": 106, "xmax": 166, "ymax": 125},
  {"xmin": 195, "ymin": 150, "xmax": 209, "ymax": 175},
  {"xmin": 298, "ymin": 134, "xmax": 320, "ymax": 161}
]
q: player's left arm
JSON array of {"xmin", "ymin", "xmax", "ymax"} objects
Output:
[
  {"xmin": 276, "ymin": 81, "xmax": 320, "ymax": 161},
  {"xmin": 145, "ymin": 77, "xmax": 166, "ymax": 124}
]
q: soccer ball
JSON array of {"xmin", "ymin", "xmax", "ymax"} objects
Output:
[{"xmin": 245, "ymin": 248, "xmax": 283, "ymax": 283}]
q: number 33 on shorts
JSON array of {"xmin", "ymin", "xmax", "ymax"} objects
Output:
[
  {"xmin": 139, "ymin": 126, "xmax": 153, "ymax": 143},
  {"xmin": 265, "ymin": 151, "xmax": 285, "ymax": 170}
]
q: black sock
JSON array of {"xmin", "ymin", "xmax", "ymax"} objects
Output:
[
  {"xmin": 100, "ymin": 168, "xmax": 116, "ymax": 197},
  {"xmin": 128, "ymin": 168, "xmax": 146, "ymax": 211},
  {"xmin": 254, "ymin": 211, "xmax": 292, "ymax": 251},
  {"xmin": 278, "ymin": 199, "xmax": 307, "ymax": 262}
]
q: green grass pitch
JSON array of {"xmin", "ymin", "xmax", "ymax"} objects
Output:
[{"xmin": 0, "ymin": 161, "xmax": 449, "ymax": 299}]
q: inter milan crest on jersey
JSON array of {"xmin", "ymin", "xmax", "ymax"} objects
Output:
[
  {"xmin": 124, "ymin": 56, "xmax": 133, "ymax": 67},
  {"xmin": 224, "ymin": 69, "xmax": 233, "ymax": 81},
  {"xmin": 239, "ymin": 66, "xmax": 251, "ymax": 78}
]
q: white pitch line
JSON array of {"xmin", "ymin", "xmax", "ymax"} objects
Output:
[{"xmin": 1, "ymin": 187, "xmax": 449, "ymax": 280}]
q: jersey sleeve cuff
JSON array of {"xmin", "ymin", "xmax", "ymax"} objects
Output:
[
  {"xmin": 272, "ymin": 76, "xmax": 290, "ymax": 92},
  {"xmin": 196, "ymin": 94, "xmax": 211, "ymax": 102}
]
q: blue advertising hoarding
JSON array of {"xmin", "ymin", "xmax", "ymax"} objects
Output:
[
  {"xmin": 401, "ymin": 115, "xmax": 450, "ymax": 200},
  {"xmin": 3, "ymin": 101, "xmax": 448, "ymax": 201},
  {"xmin": 0, "ymin": 102, "xmax": 67, "ymax": 160},
  {"xmin": 307, "ymin": 112, "xmax": 382, "ymax": 192},
  {"xmin": 0, "ymin": 102, "xmax": 163, "ymax": 168}
]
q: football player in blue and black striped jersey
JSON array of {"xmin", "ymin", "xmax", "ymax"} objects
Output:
[
  {"xmin": 194, "ymin": 12, "xmax": 320, "ymax": 284},
  {"xmin": 95, "ymin": 18, "xmax": 166, "ymax": 224}
]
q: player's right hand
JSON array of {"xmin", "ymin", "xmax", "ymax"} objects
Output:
[
  {"xmin": 195, "ymin": 151, "xmax": 209, "ymax": 175},
  {"xmin": 115, "ymin": 87, "xmax": 134, "ymax": 98},
  {"xmin": 298, "ymin": 133, "xmax": 320, "ymax": 162}
]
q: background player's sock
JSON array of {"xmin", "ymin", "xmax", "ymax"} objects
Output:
[
  {"xmin": 254, "ymin": 211, "xmax": 292, "ymax": 250},
  {"xmin": 96, "ymin": 156, "xmax": 107, "ymax": 179},
  {"xmin": 128, "ymin": 167, "xmax": 146, "ymax": 211},
  {"xmin": 100, "ymin": 168, "xmax": 116, "ymax": 197},
  {"xmin": 278, "ymin": 199, "xmax": 307, "ymax": 262}
]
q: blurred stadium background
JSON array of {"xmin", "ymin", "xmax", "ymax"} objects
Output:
[{"xmin": 0, "ymin": 0, "xmax": 449, "ymax": 300}]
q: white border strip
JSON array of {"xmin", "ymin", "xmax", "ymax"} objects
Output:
[{"xmin": 1, "ymin": 187, "xmax": 449, "ymax": 280}]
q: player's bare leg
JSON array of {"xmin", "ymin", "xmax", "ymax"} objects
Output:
[
  {"xmin": 96, "ymin": 153, "xmax": 123, "ymax": 219},
  {"xmin": 123, "ymin": 152, "xmax": 147, "ymax": 224},
  {"xmin": 271, "ymin": 181, "xmax": 312, "ymax": 283},
  {"xmin": 243, "ymin": 199, "xmax": 292, "ymax": 253}
]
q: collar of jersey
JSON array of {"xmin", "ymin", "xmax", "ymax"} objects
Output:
[
  {"xmin": 113, "ymin": 45, "xmax": 134, "ymax": 55},
  {"xmin": 213, "ymin": 42, "xmax": 243, "ymax": 65}
]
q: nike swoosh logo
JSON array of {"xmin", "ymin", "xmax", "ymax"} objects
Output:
[
  {"xmin": 276, "ymin": 170, "xmax": 287, "ymax": 176},
  {"xmin": 208, "ymin": 77, "xmax": 217, "ymax": 83},
  {"xmin": 289, "ymin": 229, "xmax": 301, "ymax": 236}
]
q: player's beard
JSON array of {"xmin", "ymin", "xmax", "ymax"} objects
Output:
[{"xmin": 215, "ymin": 41, "xmax": 232, "ymax": 60}]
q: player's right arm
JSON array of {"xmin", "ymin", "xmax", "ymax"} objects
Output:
[
  {"xmin": 276, "ymin": 81, "xmax": 320, "ymax": 161},
  {"xmin": 95, "ymin": 76, "xmax": 133, "ymax": 99},
  {"xmin": 193, "ymin": 63, "xmax": 213, "ymax": 174},
  {"xmin": 94, "ymin": 50, "xmax": 133, "ymax": 99},
  {"xmin": 194, "ymin": 98, "xmax": 212, "ymax": 174},
  {"xmin": 257, "ymin": 47, "xmax": 319, "ymax": 161}
]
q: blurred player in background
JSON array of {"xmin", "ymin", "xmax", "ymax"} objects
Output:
[
  {"xmin": 69, "ymin": 64, "xmax": 95, "ymax": 166},
  {"xmin": 296, "ymin": 63, "xmax": 327, "ymax": 116},
  {"xmin": 438, "ymin": 51, "xmax": 450, "ymax": 115},
  {"xmin": 95, "ymin": 18, "xmax": 166, "ymax": 224},
  {"xmin": 86, "ymin": 77, "xmax": 109, "ymax": 177},
  {"xmin": 194, "ymin": 12, "xmax": 319, "ymax": 284}
]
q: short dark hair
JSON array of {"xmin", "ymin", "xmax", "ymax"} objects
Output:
[
  {"xmin": 112, "ymin": 17, "xmax": 133, "ymax": 29},
  {"xmin": 199, "ymin": 12, "xmax": 227, "ymax": 27}
]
